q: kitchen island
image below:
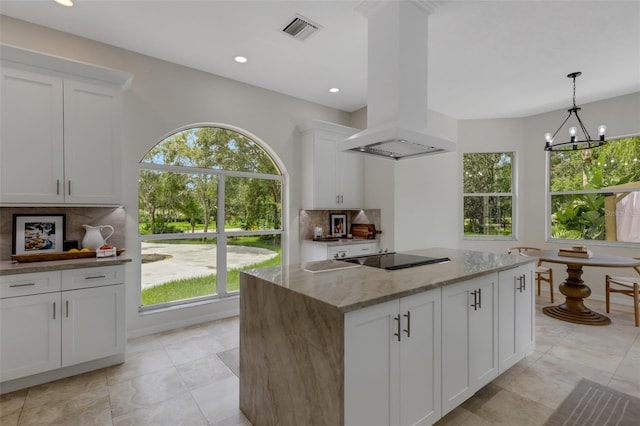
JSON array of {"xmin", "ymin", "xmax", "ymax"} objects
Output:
[{"xmin": 239, "ymin": 248, "xmax": 536, "ymax": 426}]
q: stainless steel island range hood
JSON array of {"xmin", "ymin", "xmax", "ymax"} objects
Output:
[{"xmin": 340, "ymin": 0, "xmax": 455, "ymax": 160}]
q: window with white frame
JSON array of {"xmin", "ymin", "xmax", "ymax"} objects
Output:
[
  {"xmin": 463, "ymin": 152, "xmax": 514, "ymax": 238},
  {"xmin": 548, "ymin": 135, "xmax": 640, "ymax": 243},
  {"xmin": 138, "ymin": 125, "xmax": 284, "ymax": 310}
]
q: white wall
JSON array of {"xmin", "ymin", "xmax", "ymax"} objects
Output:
[{"xmin": 0, "ymin": 16, "xmax": 353, "ymax": 336}]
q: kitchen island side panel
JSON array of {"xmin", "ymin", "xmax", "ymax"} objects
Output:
[{"xmin": 239, "ymin": 272, "xmax": 344, "ymax": 426}]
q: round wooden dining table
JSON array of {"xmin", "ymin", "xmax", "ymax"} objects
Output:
[{"xmin": 523, "ymin": 250, "xmax": 640, "ymax": 326}]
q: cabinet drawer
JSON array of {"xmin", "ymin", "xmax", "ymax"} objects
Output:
[
  {"xmin": 0, "ymin": 272, "xmax": 62, "ymax": 298},
  {"xmin": 327, "ymin": 243, "xmax": 378, "ymax": 259},
  {"xmin": 62, "ymin": 266, "xmax": 124, "ymax": 290}
]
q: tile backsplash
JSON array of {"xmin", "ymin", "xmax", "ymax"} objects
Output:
[
  {"xmin": 299, "ymin": 209, "xmax": 381, "ymax": 240},
  {"xmin": 0, "ymin": 206, "xmax": 126, "ymax": 260}
]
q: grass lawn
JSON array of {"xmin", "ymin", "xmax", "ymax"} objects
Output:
[{"xmin": 141, "ymin": 235, "xmax": 281, "ymax": 306}]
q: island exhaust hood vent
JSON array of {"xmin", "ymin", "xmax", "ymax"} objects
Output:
[{"xmin": 340, "ymin": 1, "xmax": 456, "ymax": 160}]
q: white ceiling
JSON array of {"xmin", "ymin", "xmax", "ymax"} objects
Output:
[{"xmin": 1, "ymin": 0, "xmax": 639, "ymax": 120}]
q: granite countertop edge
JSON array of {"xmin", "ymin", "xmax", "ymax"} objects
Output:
[
  {"xmin": 242, "ymin": 248, "xmax": 536, "ymax": 313},
  {"xmin": 0, "ymin": 255, "xmax": 133, "ymax": 275}
]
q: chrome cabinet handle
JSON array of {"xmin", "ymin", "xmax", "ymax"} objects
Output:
[
  {"xmin": 522, "ymin": 274, "xmax": 526, "ymax": 291},
  {"xmin": 53, "ymin": 301, "xmax": 56, "ymax": 320},
  {"xmin": 68, "ymin": 180, "xmax": 71, "ymax": 196},
  {"xmin": 393, "ymin": 314, "xmax": 401, "ymax": 342},
  {"xmin": 470, "ymin": 290, "xmax": 478, "ymax": 310},
  {"xmin": 85, "ymin": 275, "xmax": 106, "ymax": 280},
  {"xmin": 403, "ymin": 311, "xmax": 411, "ymax": 338},
  {"xmin": 478, "ymin": 288, "xmax": 482, "ymax": 309},
  {"xmin": 66, "ymin": 300, "xmax": 69, "ymax": 318},
  {"xmin": 56, "ymin": 179, "xmax": 60, "ymax": 195},
  {"xmin": 516, "ymin": 275, "xmax": 524, "ymax": 292},
  {"xmin": 9, "ymin": 282, "xmax": 35, "ymax": 288}
]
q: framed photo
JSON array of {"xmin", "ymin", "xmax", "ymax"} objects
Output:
[
  {"xmin": 12, "ymin": 214, "xmax": 66, "ymax": 255},
  {"xmin": 329, "ymin": 213, "xmax": 347, "ymax": 237}
]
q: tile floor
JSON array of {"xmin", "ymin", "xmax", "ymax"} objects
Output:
[{"xmin": 1, "ymin": 294, "xmax": 639, "ymax": 426}]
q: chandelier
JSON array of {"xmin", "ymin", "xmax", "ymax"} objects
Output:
[{"xmin": 544, "ymin": 72, "xmax": 606, "ymax": 151}]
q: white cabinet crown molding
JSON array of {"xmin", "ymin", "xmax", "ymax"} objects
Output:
[{"xmin": 0, "ymin": 43, "xmax": 132, "ymax": 88}]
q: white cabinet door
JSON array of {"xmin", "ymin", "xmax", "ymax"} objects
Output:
[
  {"xmin": 517, "ymin": 266, "xmax": 535, "ymax": 358},
  {"xmin": 498, "ymin": 263, "xmax": 535, "ymax": 374},
  {"xmin": 300, "ymin": 120, "xmax": 363, "ymax": 209},
  {"xmin": 344, "ymin": 290, "xmax": 441, "ymax": 426},
  {"xmin": 61, "ymin": 283, "xmax": 125, "ymax": 367},
  {"xmin": 442, "ymin": 274, "xmax": 498, "ymax": 415},
  {"xmin": 0, "ymin": 292, "xmax": 61, "ymax": 381},
  {"xmin": 0, "ymin": 65, "xmax": 64, "ymax": 203},
  {"xmin": 399, "ymin": 290, "xmax": 441, "ymax": 426},
  {"xmin": 63, "ymin": 80, "xmax": 122, "ymax": 204},
  {"xmin": 345, "ymin": 299, "xmax": 398, "ymax": 426},
  {"xmin": 336, "ymin": 150, "xmax": 364, "ymax": 209},
  {"xmin": 0, "ymin": 64, "xmax": 122, "ymax": 205}
]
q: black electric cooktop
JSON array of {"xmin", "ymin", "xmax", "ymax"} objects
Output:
[{"xmin": 341, "ymin": 252, "xmax": 450, "ymax": 270}]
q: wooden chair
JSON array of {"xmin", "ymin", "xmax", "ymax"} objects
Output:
[
  {"xmin": 605, "ymin": 259, "xmax": 640, "ymax": 327},
  {"xmin": 508, "ymin": 247, "xmax": 554, "ymax": 303}
]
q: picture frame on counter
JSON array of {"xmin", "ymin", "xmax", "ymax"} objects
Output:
[
  {"xmin": 12, "ymin": 214, "xmax": 66, "ymax": 255},
  {"xmin": 329, "ymin": 213, "xmax": 347, "ymax": 237}
]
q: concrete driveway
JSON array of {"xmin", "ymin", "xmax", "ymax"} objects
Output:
[{"xmin": 141, "ymin": 242, "xmax": 277, "ymax": 289}]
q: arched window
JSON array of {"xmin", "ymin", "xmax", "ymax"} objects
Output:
[{"xmin": 138, "ymin": 125, "xmax": 284, "ymax": 309}]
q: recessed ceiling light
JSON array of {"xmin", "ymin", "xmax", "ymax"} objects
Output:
[
  {"xmin": 329, "ymin": 88, "xmax": 339, "ymax": 93},
  {"xmin": 234, "ymin": 56, "xmax": 248, "ymax": 64},
  {"xmin": 54, "ymin": 0, "xmax": 74, "ymax": 6}
]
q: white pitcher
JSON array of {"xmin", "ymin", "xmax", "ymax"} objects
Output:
[{"xmin": 82, "ymin": 225, "xmax": 114, "ymax": 250}]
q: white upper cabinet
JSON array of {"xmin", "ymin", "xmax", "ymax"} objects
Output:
[
  {"xmin": 300, "ymin": 119, "xmax": 364, "ymax": 209},
  {"xmin": 1, "ymin": 67, "xmax": 65, "ymax": 203},
  {"xmin": 0, "ymin": 60, "xmax": 124, "ymax": 205},
  {"xmin": 62, "ymin": 80, "xmax": 122, "ymax": 204}
]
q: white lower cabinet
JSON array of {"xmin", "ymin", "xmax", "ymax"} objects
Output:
[
  {"xmin": 0, "ymin": 291, "xmax": 62, "ymax": 381},
  {"xmin": 441, "ymin": 273, "xmax": 498, "ymax": 415},
  {"xmin": 345, "ymin": 289, "xmax": 441, "ymax": 426},
  {"xmin": 0, "ymin": 266, "xmax": 125, "ymax": 383},
  {"xmin": 498, "ymin": 263, "xmax": 535, "ymax": 373}
]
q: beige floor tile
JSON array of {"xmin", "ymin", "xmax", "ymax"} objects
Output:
[
  {"xmin": 22, "ymin": 370, "xmax": 108, "ymax": 411},
  {"xmin": 106, "ymin": 348, "xmax": 174, "ymax": 385},
  {"xmin": 435, "ymin": 406, "xmax": 474, "ymax": 425},
  {"xmin": 191, "ymin": 376, "xmax": 242, "ymax": 425},
  {"xmin": 473, "ymin": 388, "xmax": 554, "ymax": 425},
  {"xmin": 210, "ymin": 411, "xmax": 253, "ymax": 426},
  {"xmin": 1, "ymin": 409, "xmax": 21, "ymax": 426},
  {"xmin": 108, "ymin": 366, "xmax": 189, "ymax": 418},
  {"xmin": 0, "ymin": 388, "xmax": 28, "ymax": 418},
  {"xmin": 126, "ymin": 333, "xmax": 165, "ymax": 354},
  {"xmin": 18, "ymin": 394, "xmax": 112, "ymax": 426},
  {"xmin": 163, "ymin": 332, "xmax": 225, "ymax": 366},
  {"xmin": 458, "ymin": 412, "xmax": 493, "ymax": 426},
  {"xmin": 176, "ymin": 353, "xmax": 235, "ymax": 390},
  {"xmin": 112, "ymin": 392, "xmax": 207, "ymax": 426}
]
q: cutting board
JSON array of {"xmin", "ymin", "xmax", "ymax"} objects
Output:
[{"xmin": 350, "ymin": 223, "xmax": 381, "ymax": 239}]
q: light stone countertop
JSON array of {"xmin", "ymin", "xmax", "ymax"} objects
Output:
[
  {"xmin": 0, "ymin": 254, "xmax": 132, "ymax": 275},
  {"xmin": 242, "ymin": 247, "xmax": 535, "ymax": 312}
]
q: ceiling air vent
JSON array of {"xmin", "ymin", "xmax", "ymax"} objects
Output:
[{"xmin": 282, "ymin": 14, "xmax": 321, "ymax": 41}]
